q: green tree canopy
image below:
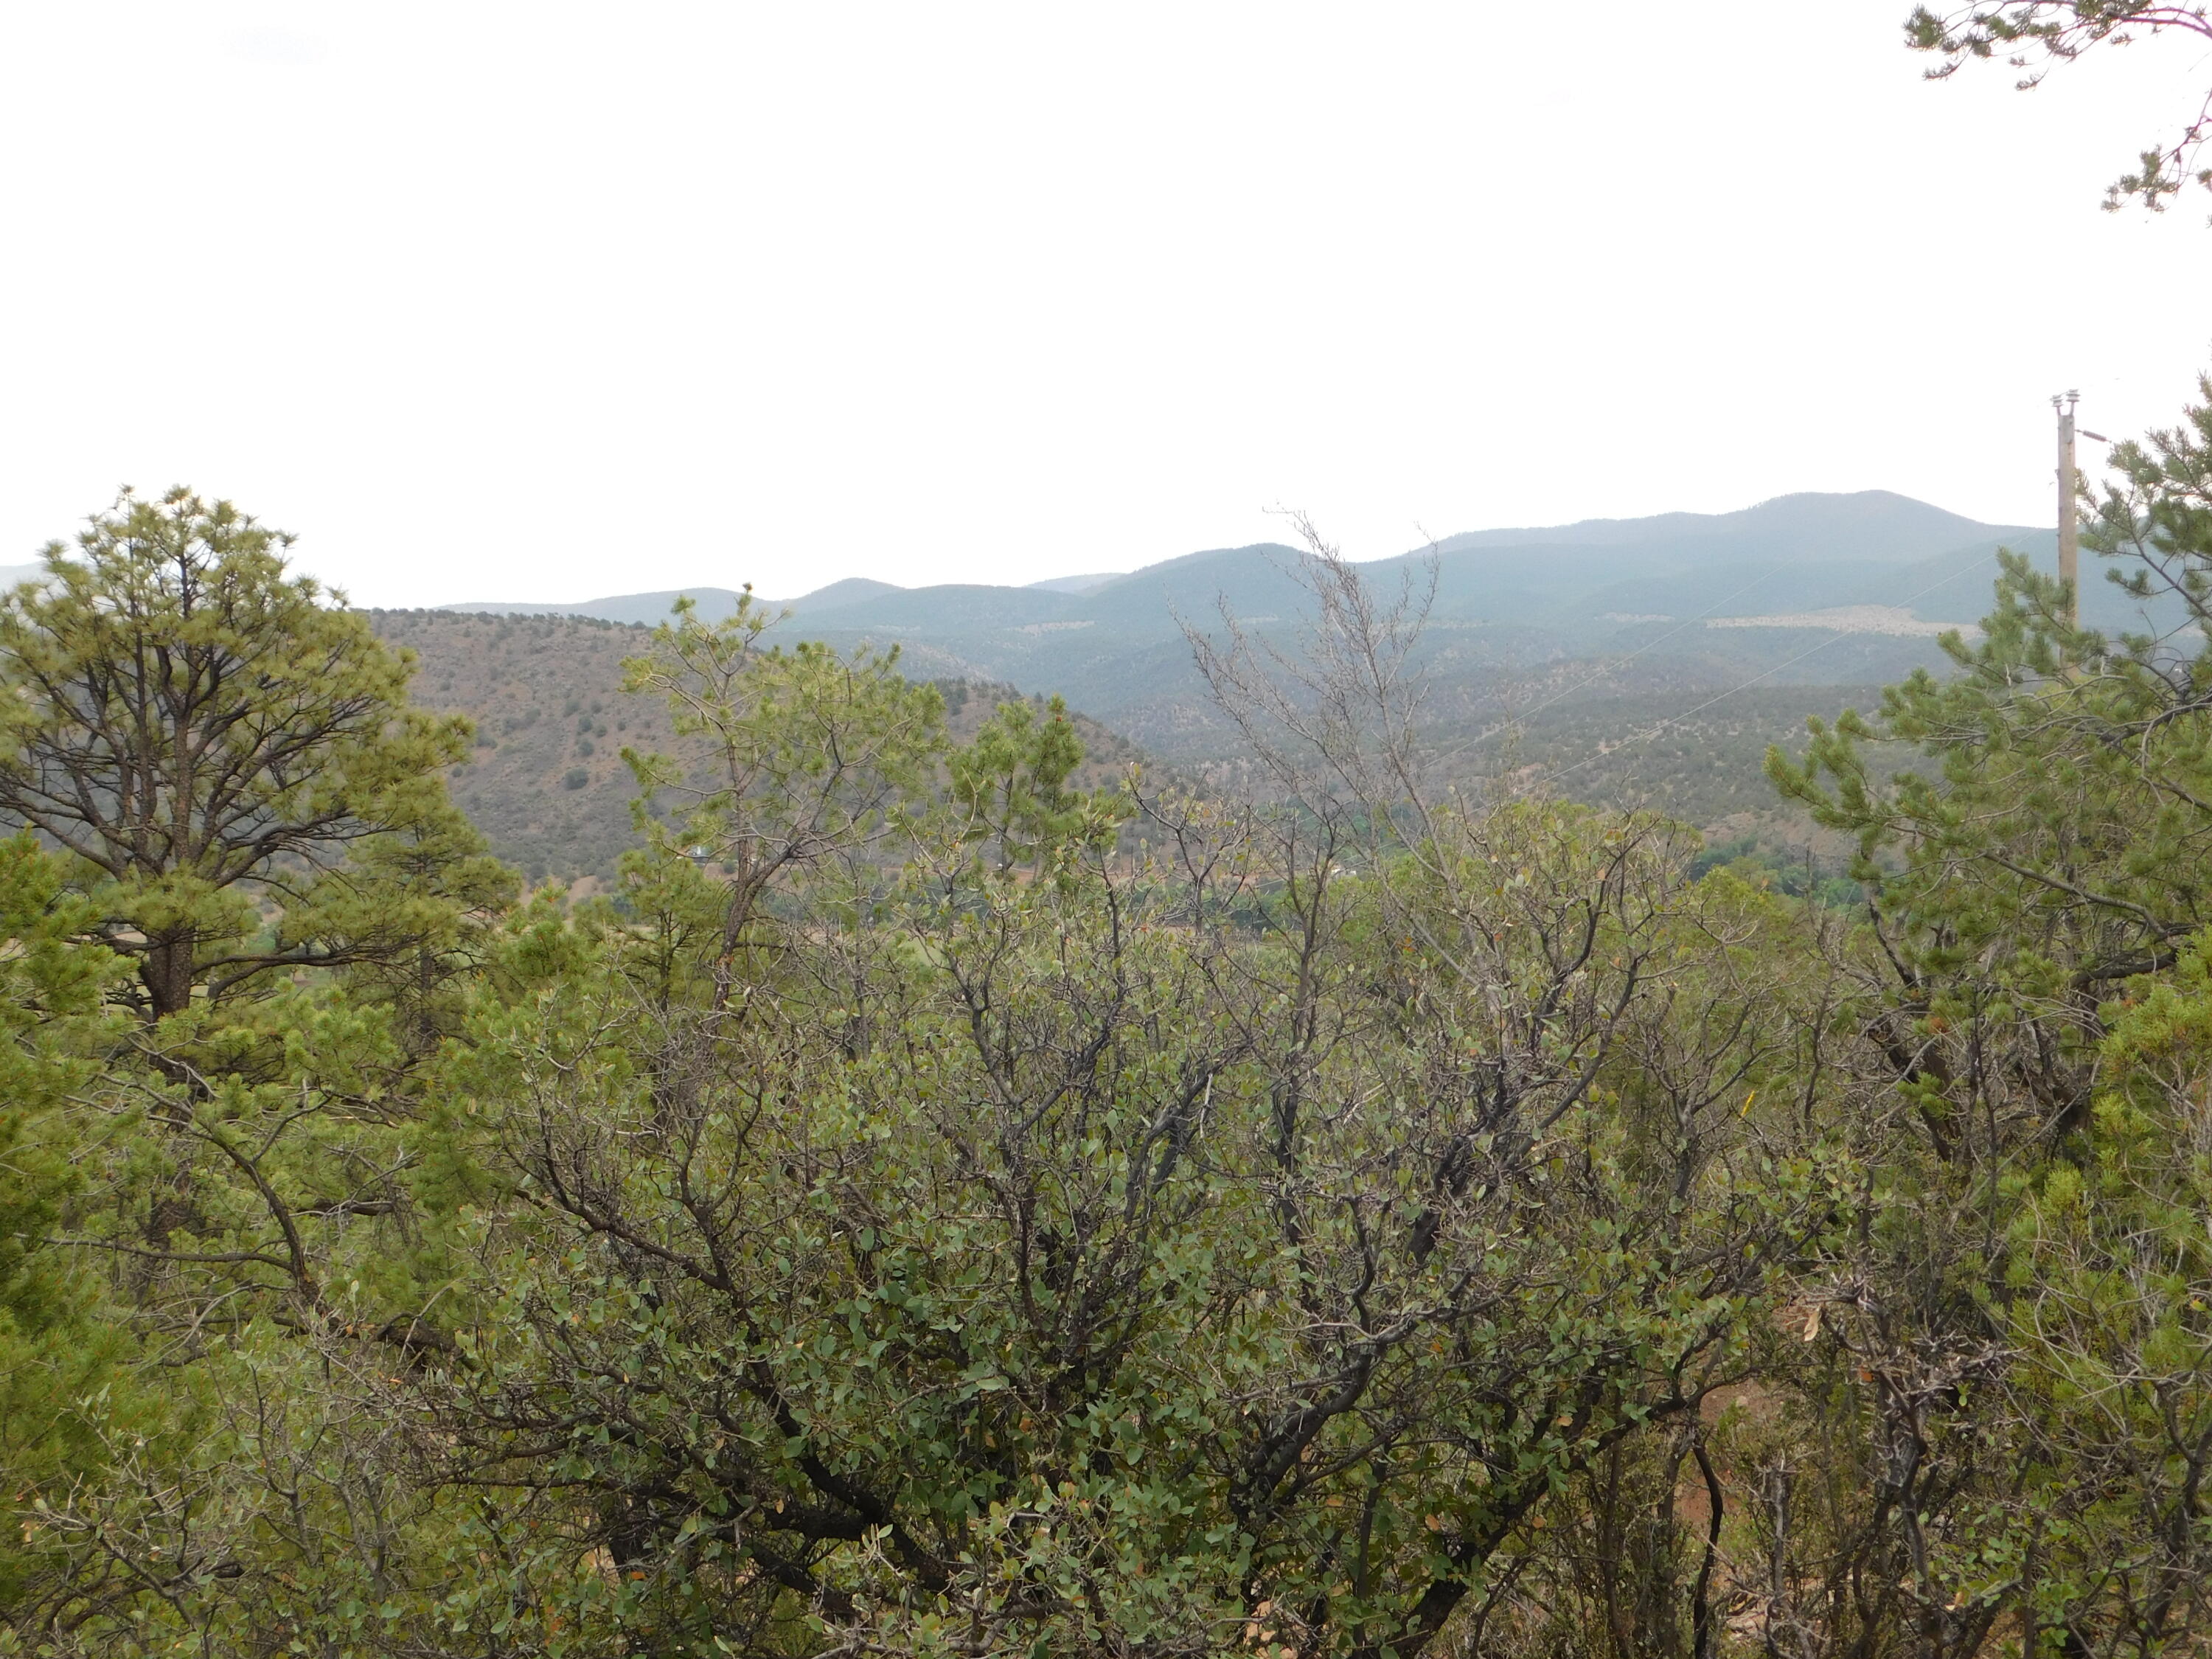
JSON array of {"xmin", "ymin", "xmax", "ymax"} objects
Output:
[
  {"xmin": 1907, "ymin": 2, "xmax": 2212, "ymax": 210},
  {"xmin": 0, "ymin": 487, "xmax": 473, "ymax": 1022}
]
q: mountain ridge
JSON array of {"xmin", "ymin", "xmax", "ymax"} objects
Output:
[
  {"xmin": 1428, "ymin": 489, "xmax": 2024, "ymax": 559},
  {"xmin": 439, "ymin": 490, "xmax": 2040, "ymax": 622},
  {"xmin": 426, "ymin": 489, "xmax": 2098, "ymax": 761}
]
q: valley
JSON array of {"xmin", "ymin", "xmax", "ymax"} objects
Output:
[{"xmin": 378, "ymin": 488, "xmax": 2048, "ymax": 883}]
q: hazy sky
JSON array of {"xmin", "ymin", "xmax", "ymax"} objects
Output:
[{"xmin": 3, "ymin": 4, "xmax": 2208, "ymax": 606}]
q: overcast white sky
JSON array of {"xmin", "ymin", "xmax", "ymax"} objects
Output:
[{"xmin": 2, "ymin": 4, "xmax": 2208, "ymax": 606}]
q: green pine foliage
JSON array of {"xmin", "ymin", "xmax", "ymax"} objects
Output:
[
  {"xmin": 7, "ymin": 376, "xmax": 2212, "ymax": 1654},
  {"xmin": 0, "ymin": 836, "xmax": 144, "ymax": 1612}
]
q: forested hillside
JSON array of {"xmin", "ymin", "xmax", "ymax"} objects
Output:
[
  {"xmin": 365, "ymin": 610, "xmax": 665, "ymax": 885},
  {"xmin": 4, "ymin": 380, "xmax": 2212, "ymax": 1659},
  {"xmin": 369, "ymin": 599, "xmax": 1894, "ymax": 887},
  {"xmin": 367, "ymin": 605, "xmax": 1875, "ymax": 883},
  {"xmin": 393, "ymin": 490, "xmax": 2067, "ymax": 883},
  {"xmin": 445, "ymin": 491, "xmax": 2115, "ymax": 767},
  {"xmin": 368, "ymin": 607, "xmax": 1144, "ymax": 884}
]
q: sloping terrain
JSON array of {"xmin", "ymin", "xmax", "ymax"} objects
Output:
[
  {"xmin": 442, "ymin": 491, "xmax": 2124, "ymax": 762},
  {"xmin": 394, "ymin": 490, "xmax": 2191, "ymax": 880},
  {"xmin": 368, "ymin": 609, "xmax": 1143, "ymax": 884},
  {"xmin": 372, "ymin": 602, "xmax": 1913, "ymax": 886},
  {"xmin": 1481, "ymin": 683, "xmax": 1917, "ymax": 824},
  {"xmin": 371, "ymin": 611, "xmax": 671, "ymax": 884},
  {"xmin": 1428, "ymin": 489, "xmax": 2006, "ymax": 558}
]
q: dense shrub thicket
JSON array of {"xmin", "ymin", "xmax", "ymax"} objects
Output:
[{"xmin": 2, "ymin": 380, "xmax": 2212, "ymax": 1658}]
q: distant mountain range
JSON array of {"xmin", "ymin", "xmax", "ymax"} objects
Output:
[
  {"xmin": 448, "ymin": 490, "xmax": 2028, "ymax": 623},
  {"xmin": 439, "ymin": 568, "xmax": 1129, "ymax": 625},
  {"xmin": 0, "ymin": 493, "xmax": 2162, "ymax": 881},
  {"xmin": 8, "ymin": 493, "xmax": 2163, "ymax": 775},
  {"xmin": 439, "ymin": 490, "xmax": 2153, "ymax": 758}
]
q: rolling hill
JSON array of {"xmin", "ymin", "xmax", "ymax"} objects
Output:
[
  {"xmin": 440, "ymin": 490, "xmax": 2121, "ymax": 761},
  {"xmin": 381, "ymin": 489, "xmax": 2174, "ymax": 880},
  {"xmin": 366, "ymin": 609, "xmax": 1144, "ymax": 886}
]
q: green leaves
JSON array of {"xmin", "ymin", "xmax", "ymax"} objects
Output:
[
  {"xmin": 946, "ymin": 694, "xmax": 1124, "ymax": 877},
  {"xmin": 406, "ymin": 740, "xmax": 1837, "ymax": 1658},
  {"xmin": 619, "ymin": 591, "xmax": 947, "ymax": 1011},
  {"xmin": 0, "ymin": 484, "xmax": 479, "ymax": 1023},
  {"xmin": 0, "ymin": 836, "xmax": 140, "ymax": 1610},
  {"xmin": 1739, "ymin": 371, "xmax": 2212, "ymax": 1659},
  {"xmin": 44, "ymin": 457, "xmax": 2212, "ymax": 1654},
  {"xmin": 1905, "ymin": 4, "xmax": 2212, "ymax": 212}
]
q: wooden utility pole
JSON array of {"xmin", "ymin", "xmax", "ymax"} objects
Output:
[{"xmin": 2055, "ymin": 389, "xmax": 2079, "ymax": 628}]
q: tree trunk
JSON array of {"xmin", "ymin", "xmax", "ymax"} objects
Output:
[{"xmin": 142, "ymin": 931, "xmax": 196, "ymax": 1021}]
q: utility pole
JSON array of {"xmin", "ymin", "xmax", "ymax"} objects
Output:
[{"xmin": 2055, "ymin": 389, "xmax": 2079, "ymax": 629}]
